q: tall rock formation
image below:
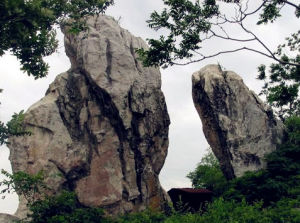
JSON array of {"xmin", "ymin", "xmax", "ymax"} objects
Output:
[
  {"xmin": 192, "ymin": 65, "xmax": 284, "ymax": 179},
  {"xmin": 8, "ymin": 15, "xmax": 170, "ymax": 218}
]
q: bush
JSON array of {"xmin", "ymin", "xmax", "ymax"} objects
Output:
[
  {"xmin": 187, "ymin": 148, "xmax": 228, "ymax": 197},
  {"xmin": 264, "ymin": 198, "xmax": 300, "ymax": 223},
  {"xmin": 20, "ymin": 191, "xmax": 106, "ymax": 223},
  {"xmin": 200, "ymin": 198, "xmax": 271, "ymax": 223}
]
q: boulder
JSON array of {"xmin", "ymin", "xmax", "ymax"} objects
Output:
[
  {"xmin": 192, "ymin": 64, "xmax": 285, "ymax": 179},
  {"xmin": 8, "ymin": 15, "xmax": 170, "ymax": 218}
]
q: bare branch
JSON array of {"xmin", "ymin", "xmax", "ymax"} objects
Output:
[
  {"xmin": 239, "ymin": 21, "xmax": 275, "ymax": 59},
  {"xmin": 209, "ymin": 30, "xmax": 255, "ymax": 42},
  {"xmin": 172, "ymin": 47, "xmax": 300, "ymax": 66},
  {"xmin": 282, "ymin": 0, "xmax": 300, "ymax": 10}
]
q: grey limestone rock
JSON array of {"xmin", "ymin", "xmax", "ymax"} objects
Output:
[
  {"xmin": 192, "ymin": 64, "xmax": 285, "ymax": 179},
  {"xmin": 8, "ymin": 15, "xmax": 170, "ymax": 218}
]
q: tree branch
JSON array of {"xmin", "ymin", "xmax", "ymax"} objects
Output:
[
  {"xmin": 172, "ymin": 47, "xmax": 300, "ymax": 66},
  {"xmin": 209, "ymin": 30, "xmax": 255, "ymax": 42},
  {"xmin": 282, "ymin": 0, "xmax": 300, "ymax": 10}
]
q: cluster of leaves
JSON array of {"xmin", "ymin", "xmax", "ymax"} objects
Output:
[
  {"xmin": 110, "ymin": 197, "xmax": 300, "ymax": 223},
  {"xmin": 136, "ymin": 0, "xmax": 219, "ymax": 67},
  {"xmin": 0, "ymin": 110, "xmax": 31, "ymax": 146},
  {"xmin": 24, "ymin": 191, "xmax": 106, "ymax": 223},
  {"xmin": 138, "ymin": 0, "xmax": 300, "ymax": 68},
  {"xmin": 258, "ymin": 37, "xmax": 300, "ymax": 120},
  {"xmin": 187, "ymin": 148, "xmax": 228, "ymax": 197},
  {"xmin": 0, "ymin": 0, "xmax": 113, "ymax": 78},
  {"xmin": 0, "ymin": 171, "xmax": 106, "ymax": 223},
  {"xmin": 0, "ymin": 170, "xmax": 47, "ymax": 204}
]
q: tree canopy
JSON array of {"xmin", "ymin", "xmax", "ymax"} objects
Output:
[
  {"xmin": 138, "ymin": 0, "xmax": 299, "ymax": 67},
  {"xmin": 0, "ymin": 0, "xmax": 113, "ymax": 79}
]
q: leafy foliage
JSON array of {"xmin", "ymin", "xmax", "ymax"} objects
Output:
[
  {"xmin": 0, "ymin": 110, "xmax": 31, "ymax": 145},
  {"xmin": 264, "ymin": 198, "xmax": 300, "ymax": 223},
  {"xmin": 110, "ymin": 197, "xmax": 300, "ymax": 223},
  {"xmin": 0, "ymin": 170, "xmax": 47, "ymax": 204},
  {"xmin": 0, "ymin": 0, "xmax": 113, "ymax": 78},
  {"xmin": 0, "ymin": 170, "xmax": 105, "ymax": 223},
  {"xmin": 24, "ymin": 191, "xmax": 106, "ymax": 223},
  {"xmin": 138, "ymin": 0, "xmax": 299, "ymax": 68},
  {"xmin": 258, "ymin": 52, "xmax": 300, "ymax": 120},
  {"xmin": 187, "ymin": 148, "xmax": 228, "ymax": 197},
  {"xmin": 136, "ymin": 0, "xmax": 219, "ymax": 67},
  {"xmin": 115, "ymin": 209, "xmax": 167, "ymax": 223}
]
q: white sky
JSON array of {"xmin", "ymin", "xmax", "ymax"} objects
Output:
[{"xmin": 0, "ymin": 0, "xmax": 299, "ymax": 214}]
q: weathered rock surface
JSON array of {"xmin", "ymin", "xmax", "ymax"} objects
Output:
[
  {"xmin": 0, "ymin": 213, "xmax": 19, "ymax": 223},
  {"xmin": 8, "ymin": 15, "xmax": 170, "ymax": 218},
  {"xmin": 192, "ymin": 64, "xmax": 285, "ymax": 179}
]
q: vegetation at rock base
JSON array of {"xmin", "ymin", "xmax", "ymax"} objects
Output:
[
  {"xmin": 0, "ymin": 116, "xmax": 299, "ymax": 222},
  {"xmin": 187, "ymin": 148, "xmax": 228, "ymax": 197}
]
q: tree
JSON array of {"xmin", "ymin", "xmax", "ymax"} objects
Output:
[
  {"xmin": 0, "ymin": 0, "xmax": 113, "ymax": 79},
  {"xmin": 257, "ymin": 49, "xmax": 300, "ymax": 120},
  {"xmin": 138, "ymin": 0, "xmax": 299, "ymax": 67},
  {"xmin": 187, "ymin": 148, "xmax": 228, "ymax": 197},
  {"xmin": 137, "ymin": 0, "xmax": 300, "ymax": 118}
]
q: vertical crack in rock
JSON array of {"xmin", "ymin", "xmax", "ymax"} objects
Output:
[
  {"xmin": 105, "ymin": 39, "xmax": 113, "ymax": 83},
  {"xmin": 192, "ymin": 64, "xmax": 285, "ymax": 179},
  {"xmin": 128, "ymin": 87, "xmax": 144, "ymax": 202},
  {"xmin": 129, "ymin": 41, "xmax": 141, "ymax": 73}
]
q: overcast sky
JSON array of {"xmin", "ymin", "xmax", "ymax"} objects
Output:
[{"xmin": 0, "ymin": 0, "xmax": 299, "ymax": 214}]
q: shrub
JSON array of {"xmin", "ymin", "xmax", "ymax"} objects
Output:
[
  {"xmin": 23, "ymin": 191, "xmax": 106, "ymax": 223},
  {"xmin": 187, "ymin": 148, "xmax": 228, "ymax": 197}
]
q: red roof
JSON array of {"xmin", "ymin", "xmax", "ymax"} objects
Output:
[{"xmin": 169, "ymin": 188, "xmax": 212, "ymax": 194}]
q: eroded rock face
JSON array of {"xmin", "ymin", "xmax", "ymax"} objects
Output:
[
  {"xmin": 8, "ymin": 15, "xmax": 170, "ymax": 218},
  {"xmin": 192, "ymin": 65, "xmax": 284, "ymax": 179}
]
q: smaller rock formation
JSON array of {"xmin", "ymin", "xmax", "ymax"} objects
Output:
[{"xmin": 192, "ymin": 64, "xmax": 285, "ymax": 179}]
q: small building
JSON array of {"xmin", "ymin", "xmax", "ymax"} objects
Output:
[{"xmin": 168, "ymin": 188, "xmax": 213, "ymax": 212}]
